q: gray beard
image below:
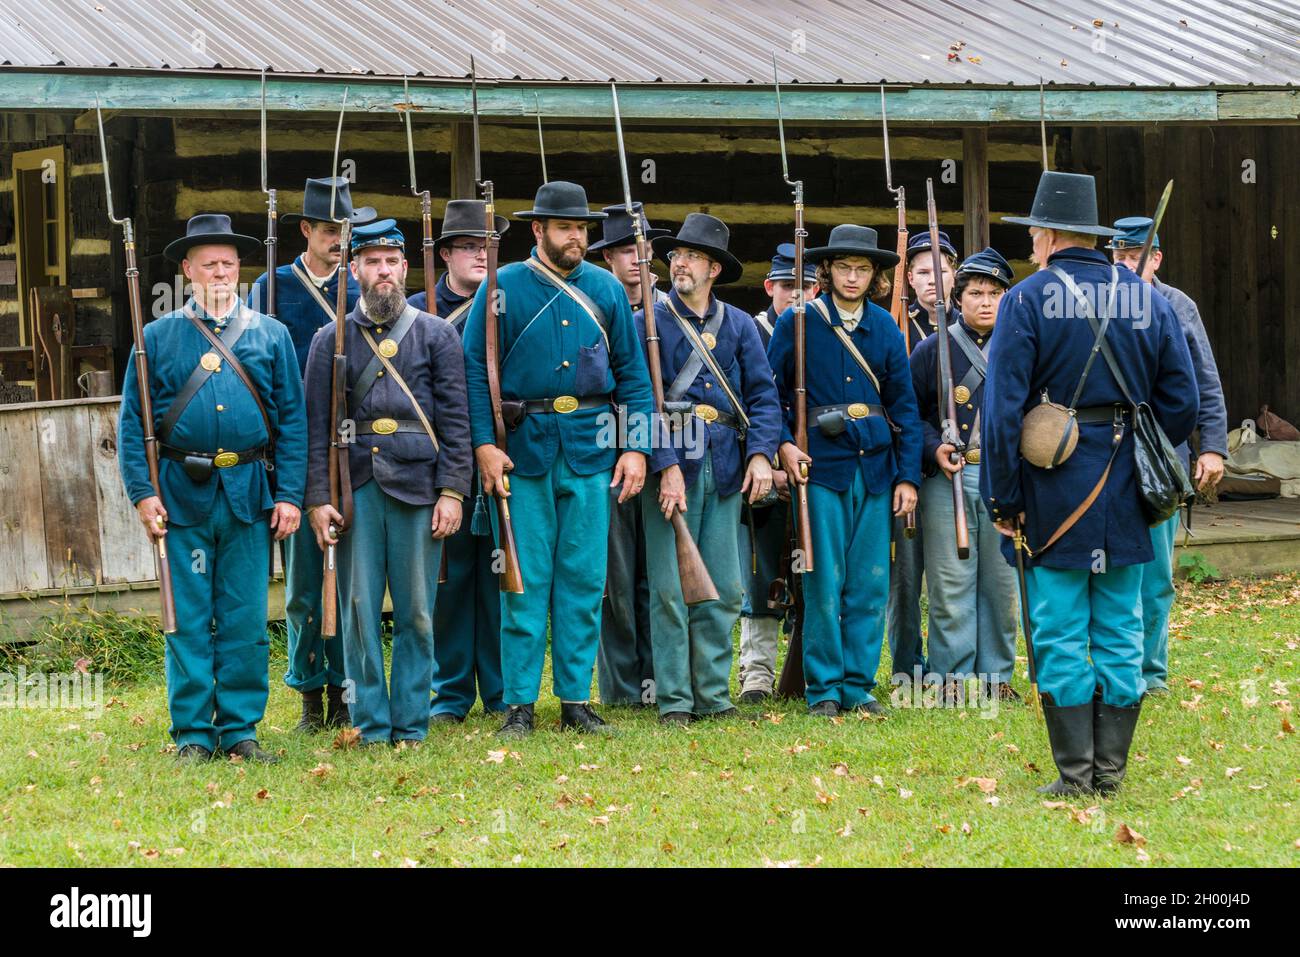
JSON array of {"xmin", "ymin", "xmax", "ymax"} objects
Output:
[{"xmin": 362, "ymin": 283, "xmax": 406, "ymax": 322}]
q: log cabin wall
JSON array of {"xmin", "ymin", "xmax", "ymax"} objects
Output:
[{"xmin": 1062, "ymin": 124, "xmax": 1300, "ymax": 427}]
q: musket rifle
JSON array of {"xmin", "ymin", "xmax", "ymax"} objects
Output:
[
  {"xmin": 535, "ymin": 94, "xmax": 548, "ymax": 184},
  {"xmin": 772, "ymin": 54, "xmax": 814, "ymax": 575},
  {"xmin": 260, "ymin": 68, "xmax": 277, "ymax": 318},
  {"xmin": 403, "ymin": 75, "xmax": 451, "ymax": 584},
  {"xmin": 881, "ymin": 84, "xmax": 916, "ymax": 540},
  {"xmin": 1135, "ymin": 179, "xmax": 1174, "ymax": 279},
  {"xmin": 1039, "ymin": 77, "xmax": 1050, "ymax": 172},
  {"xmin": 925, "ymin": 178, "xmax": 970, "ymax": 560},
  {"xmin": 320, "ymin": 88, "xmax": 356, "ymax": 637},
  {"xmin": 96, "ymin": 96, "xmax": 177, "ymax": 635},
  {"xmin": 471, "ymin": 56, "xmax": 525, "ymax": 595},
  {"xmin": 1013, "ymin": 520, "xmax": 1042, "ymax": 720},
  {"xmin": 610, "ymin": 83, "xmax": 718, "ymax": 605}
]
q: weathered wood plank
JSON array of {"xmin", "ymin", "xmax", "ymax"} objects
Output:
[
  {"xmin": 37, "ymin": 405, "xmax": 102, "ymax": 588},
  {"xmin": 0, "ymin": 72, "xmax": 1224, "ymax": 124},
  {"xmin": 0, "ymin": 408, "xmax": 49, "ymax": 592},
  {"xmin": 86, "ymin": 401, "xmax": 154, "ymax": 584},
  {"xmin": 962, "ymin": 128, "xmax": 989, "ymax": 256}
]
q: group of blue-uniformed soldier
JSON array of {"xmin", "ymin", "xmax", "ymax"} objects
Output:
[{"xmin": 117, "ymin": 166, "xmax": 1224, "ymax": 797}]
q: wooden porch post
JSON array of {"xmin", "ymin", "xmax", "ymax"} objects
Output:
[{"xmin": 962, "ymin": 128, "xmax": 990, "ymax": 257}]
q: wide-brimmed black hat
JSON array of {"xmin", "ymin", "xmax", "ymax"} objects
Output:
[
  {"xmin": 281, "ymin": 176, "xmax": 377, "ymax": 226},
  {"xmin": 434, "ymin": 199, "xmax": 510, "ymax": 250},
  {"xmin": 805, "ymin": 224, "xmax": 900, "ymax": 269},
  {"xmin": 1002, "ymin": 171, "xmax": 1119, "ymax": 237},
  {"xmin": 588, "ymin": 202, "xmax": 670, "ymax": 253},
  {"xmin": 163, "ymin": 213, "xmax": 261, "ymax": 264},
  {"xmin": 651, "ymin": 212, "xmax": 744, "ymax": 285},
  {"xmin": 514, "ymin": 181, "xmax": 608, "ymax": 221}
]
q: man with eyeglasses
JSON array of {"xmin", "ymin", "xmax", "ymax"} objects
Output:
[
  {"xmin": 406, "ymin": 200, "xmax": 512, "ymax": 726},
  {"xmin": 639, "ymin": 213, "xmax": 782, "ymax": 724},
  {"xmin": 769, "ymin": 224, "xmax": 922, "ymax": 718}
]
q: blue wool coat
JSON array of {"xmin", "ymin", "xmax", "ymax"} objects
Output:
[
  {"xmin": 248, "ymin": 255, "xmax": 360, "ymax": 375},
  {"xmin": 767, "ymin": 292, "xmax": 922, "ymax": 495},
  {"xmin": 979, "ymin": 247, "xmax": 1199, "ymax": 569}
]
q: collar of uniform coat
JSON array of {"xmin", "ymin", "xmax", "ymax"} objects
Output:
[
  {"xmin": 1045, "ymin": 246, "xmax": 1110, "ymax": 267},
  {"xmin": 667, "ymin": 285, "xmax": 718, "ymax": 321},
  {"xmin": 436, "ymin": 271, "xmax": 470, "ymax": 306},
  {"xmin": 819, "ymin": 292, "xmax": 870, "ymax": 332},
  {"xmin": 295, "ymin": 253, "xmax": 338, "ymax": 289},
  {"xmin": 186, "ymin": 296, "xmax": 241, "ymax": 324}
]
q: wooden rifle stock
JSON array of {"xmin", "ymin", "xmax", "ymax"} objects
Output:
[
  {"xmin": 924, "ymin": 180, "xmax": 969, "ymax": 560},
  {"xmin": 634, "ymin": 233, "xmax": 718, "ymax": 606},
  {"xmin": 420, "ymin": 191, "xmax": 450, "ymax": 584},
  {"xmin": 96, "ymin": 95, "xmax": 176, "ymax": 634},
  {"xmin": 483, "ymin": 192, "xmax": 524, "ymax": 594},
  {"xmin": 773, "ymin": 509, "xmax": 806, "ymax": 699},
  {"xmin": 790, "ymin": 198, "xmax": 815, "ymax": 573},
  {"xmin": 1013, "ymin": 520, "xmax": 1042, "ymax": 719},
  {"xmin": 888, "ymin": 189, "xmax": 917, "ymax": 539},
  {"xmin": 321, "ymin": 221, "xmax": 354, "ymax": 637},
  {"xmin": 125, "ymin": 234, "xmax": 178, "ymax": 634}
]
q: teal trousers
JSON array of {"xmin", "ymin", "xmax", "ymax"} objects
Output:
[
  {"xmin": 1024, "ymin": 563, "xmax": 1146, "ymax": 707},
  {"xmin": 642, "ymin": 451, "xmax": 741, "ymax": 716},
  {"xmin": 919, "ymin": 465, "xmax": 1017, "ymax": 682},
  {"xmin": 431, "ymin": 480, "xmax": 504, "ymax": 718},
  {"xmin": 802, "ymin": 473, "xmax": 892, "ymax": 709},
  {"xmin": 1138, "ymin": 513, "xmax": 1179, "ymax": 690},
  {"xmin": 496, "ymin": 456, "xmax": 610, "ymax": 705},
  {"xmin": 338, "ymin": 480, "xmax": 440, "ymax": 743},
  {"xmin": 164, "ymin": 493, "xmax": 271, "ymax": 751},
  {"xmin": 282, "ymin": 523, "xmax": 344, "ymax": 692}
]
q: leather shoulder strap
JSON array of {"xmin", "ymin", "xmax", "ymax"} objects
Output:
[
  {"xmin": 524, "ymin": 258, "xmax": 611, "ymax": 348},
  {"xmin": 1032, "ymin": 417, "xmax": 1125, "ymax": 557},
  {"xmin": 290, "ymin": 259, "xmax": 341, "ymax": 326},
  {"xmin": 356, "ymin": 317, "xmax": 440, "ymax": 453},
  {"xmin": 172, "ymin": 305, "xmax": 274, "ymax": 452},
  {"xmin": 350, "ymin": 305, "xmax": 422, "ymax": 414},
  {"xmin": 664, "ymin": 299, "xmax": 749, "ymax": 428},
  {"xmin": 157, "ymin": 308, "xmax": 251, "ymax": 443},
  {"xmin": 809, "ymin": 298, "xmax": 883, "ymax": 395}
]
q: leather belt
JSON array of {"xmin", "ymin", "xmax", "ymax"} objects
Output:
[
  {"xmin": 357, "ymin": 418, "xmax": 425, "ymax": 436},
  {"xmin": 663, "ymin": 401, "xmax": 743, "ymax": 432},
  {"xmin": 161, "ymin": 443, "xmax": 267, "ymax": 469},
  {"xmin": 1074, "ymin": 404, "xmax": 1129, "ymax": 425},
  {"xmin": 809, "ymin": 402, "xmax": 886, "ymax": 420},
  {"xmin": 522, "ymin": 394, "xmax": 611, "ymax": 415}
]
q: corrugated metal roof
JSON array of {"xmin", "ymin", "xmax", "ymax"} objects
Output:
[{"xmin": 2, "ymin": 0, "xmax": 1297, "ymax": 87}]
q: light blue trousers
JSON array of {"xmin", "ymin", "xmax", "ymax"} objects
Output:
[
  {"xmin": 802, "ymin": 473, "xmax": 892, "ymax": 708},
  {"xmin": 1138, "ymin": 513, "xmax": 1179, "ymax": 689},
  {"xmin": 337, "ymin": 480, "xmax": 440, "ymax": 744},
  {"xmin": 920, "ymin": 465, "xmax": 1017, "ymax": 682},
  {"xmin": 1024, "ymin": 563, "xmax": 1146, "ymax": 707}
]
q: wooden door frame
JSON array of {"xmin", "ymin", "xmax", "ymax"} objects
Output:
[{"xmin": 12, "ymin": 145, "xmax": 69, "ymax": 347}]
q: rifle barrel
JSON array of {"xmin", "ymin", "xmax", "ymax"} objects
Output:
[{"xmin": 925, "ymin": 178, "xmax": 970, "ymax": 560}]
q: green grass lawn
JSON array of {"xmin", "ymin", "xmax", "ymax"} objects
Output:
[{"xmin": 1, "ymin": 574, "xmax": 1296, "ymax": 867}]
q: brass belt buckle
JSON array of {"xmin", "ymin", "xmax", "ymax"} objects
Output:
[
  {"xmin": 846, "ymin": 402, "xmax": 870, "ymax": 419},
  {"xmin": 372, "ymin": 417, "xmax": 398, "ymax": 435},
  {"xmin": 213, "ymin": 450, "xmax": 240, "ymax": 468},
  {"xmin": 694, "ymin": 403, "xmax": 719, "ymax": 423},
  {"xmin": 553, "ymin": 395, "xmax": 579, "ymax": 414},
  {"xmin": 964, "ymin": 449, "xmax": 981, "ymax": 465}
]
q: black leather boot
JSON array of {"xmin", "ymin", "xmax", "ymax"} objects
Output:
[
  {"xmin": 224, "ymin": 739, "xmax": 279, "ymax": 764},
  {"xmin": 561, "ymin": 702, "xmax": 613, "ymax": 735},
  {"xmin": 1094, "ymin": 697, "xmax": 1143, "ymax": 796},
  {"xmin": 324, "ymin": 685, "xmax": 350, "ymax": 729},
  {"xmin": 295, "ymin": 688, "xmax": 325, "ymax": 732},
  {"xmin": 1036, "ymin": 695, "xmax": 1095, "ymax": 796},
  {"xmin": 497, "ymin": 704, "xmax": 535, "ymax": 739}
]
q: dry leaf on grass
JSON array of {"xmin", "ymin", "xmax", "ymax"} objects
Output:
[
  {"xmin": 1115, "ymin": 823, "xmax": 1147, "ymax": 846},
  {"xmin": 333, "ymin": 727, "xmax": 362, "ymax": 750}
]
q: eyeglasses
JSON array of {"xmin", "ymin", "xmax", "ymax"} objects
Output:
[
  {"xmin": 450, "ymin": 242, "xmax": 488, "ymax": 255},
  {"xmin": 831, "ymin": 262, "xmax": 875, "ymax": 278},
  {"xmin": 668, "ymin": 249, "xmax": 712, "ymax": 265}
]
